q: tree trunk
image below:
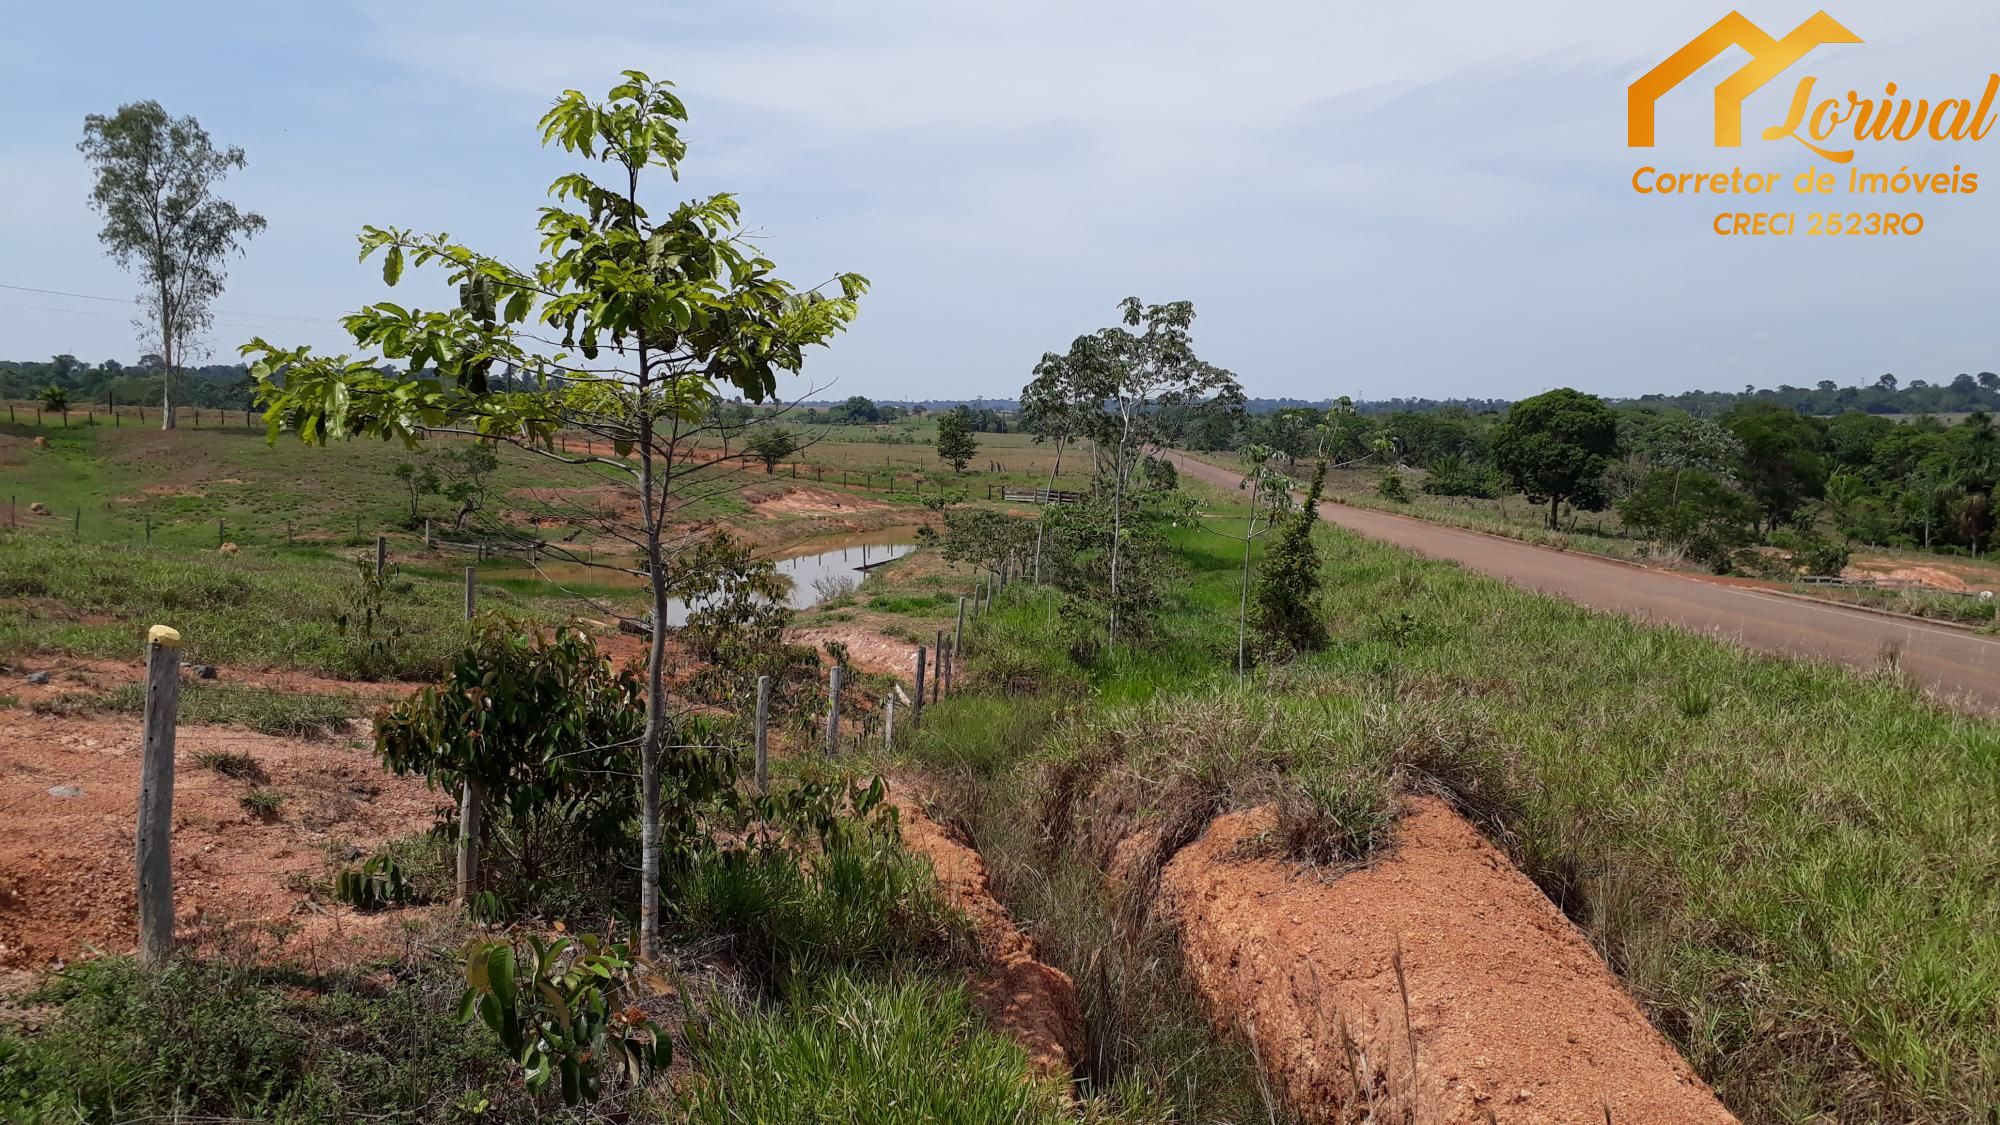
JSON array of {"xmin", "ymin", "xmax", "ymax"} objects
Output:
[
  {"xmin": 1032, "ymin": 437, "xmax": 1064, "ymax": 584},
  {"xmin": 633, "ymin": 158, "xmax": 668, "ymax": 955},
  {"xmin": 1547, "ymin": 493, "xmax": 1561, "ymax": 530},
  {"xmin": 158, "ymin": 281, "xmax": 177, "ymax": 431},
  {"xmin": 1108, "ymin": 414, "xmax": 1130, "ymax": 649},
  {"xmin": 1237, "ymin": 509, "xmax": 1256, "ymax": 685}
]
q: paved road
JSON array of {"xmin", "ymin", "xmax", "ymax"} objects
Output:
[{"xmin": 1167, "ymin": 451, "xmax": 2000, "ymax": 711}]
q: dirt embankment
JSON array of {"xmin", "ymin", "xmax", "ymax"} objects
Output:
[
  {"xmin": 893, "ymin": 796, "xmax": 1082, "ymax": 1079},
  {"xmin": 1160, "ymin": 799, "xmax": 1735, "ymax": 1124}
]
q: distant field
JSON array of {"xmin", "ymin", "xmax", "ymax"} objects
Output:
[{"xmin": 0, "ymin": 414, "xmax": 1090, "ymax": 554}]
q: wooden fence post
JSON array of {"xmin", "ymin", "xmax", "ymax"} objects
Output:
[
  {"xmin": 465, "ymin": 567, "xmax": 477, "ymax": 620},
  {"xmin": 136, "ymin": 625, "xmax": 182, "ymax": 967},
  {"xmin": 884, "ymin": 695, "xmax": 895, "ymax": 749},
  {"xmin": 912, "ymin": 647, "xmax": 926, "ymax": 729},
  {"xmin": 754, "ymin": 675, "xmax": 771, "ymax": 794},
  {"xmin": 457, "ymin": 780, "xmax": 484, "ymax": 907},
  {"xmin": 825, "ymin": 665, "xmax": 843, "ymax": 756},
  {"xmin": 145, "ymin": 514, "xmax": 152, "ymax": 543},
  {"xmin": 932, "ymin": 630, "xmax": 944, "ymax": 703},
  {"xmin": 375, "ymin": 535, "xmax": 387, "ymax": 577},
  {"xmin": 424, "ymin": 519, "xmax": 433, "ymax": 548},
  {"xmin": 73, "ymin": 509, "xmax": 80, "ymax": 538},
  {"xmin": 955, "ymin": 596, "xmax": 967, "ymax": 654}
]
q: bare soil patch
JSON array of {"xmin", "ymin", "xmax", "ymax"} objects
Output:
[
  {"xmin": 0, "ymin": 708, "xmax": 440, "ymax": 969},
  {"xmin": 1845, "ymin": 559, "xmax": 1995, "ymax": 593},
  {"xmin": 893, "ymin": 794, "xmax": 1081, "ymax": 1078},
  {"xmin": 747, "ymin": 483, "xmax": 889, "ymax": 518},
  {"xmin": 1161, "ymin": 799, "xmax": 1735, "ymax": 1124},
  {"xmin": 6, "ymin": 655, "xmax": 416, "ymax": 706},
  {"xmin": 787, "ymin": 625, "xmax": 917, "ymax": 681}
]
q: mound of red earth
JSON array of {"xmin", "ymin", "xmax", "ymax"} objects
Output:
[
  {"xmin": 1161, "ymin": 798, "xmax": 1736, "ymax": 1124},
  {"xmin": 893, "ymin": 797, "xmax": 1082, "ymax": 1078}
]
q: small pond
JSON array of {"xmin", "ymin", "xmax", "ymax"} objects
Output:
[{"xmin": 491, "ymin": 526, "xmax": 924, "ymax": 625}]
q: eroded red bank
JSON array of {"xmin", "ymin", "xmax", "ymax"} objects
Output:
[{"xmin": 1161, "ymin": 798, "xmax": 1736, "ymax": 1124}]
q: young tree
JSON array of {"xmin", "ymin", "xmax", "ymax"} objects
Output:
[
  {"xmin": 391, "ymin": 458, "xmax": 442, "ymax": 521},
  {"xmin": 39, "ymin": 385, "xmax": 68, "ymax": 414},
  {"xmin": 1220, "ymin": 444, "xmax": 1293, "ymax": 681},
  {"xmin": 933, "ymin": 405, "xmax": 979, "ymax": 472},
  {"xmin": 1490, "ymin": 388, "xmax": 1620, "ymax": 529},
  {"xmin": 437, "ymin": 442, "xmax": 499, "ymax": 530},
  {"xmin": 1022, "ymin": 298, "xmax": 1242, "ymax": 646},
  {"xmin": 245, "ymin": 72, "xmax": 865, "ymax": 954},
  {"xmin": 748, "ymin": 426, "xmax": 800, "ymax": 473},
  {"xmin": 79, "ymin": 101, "xmax": 265, "ymax": 430},
  {"xmin": 1018, "ymin": 366, "xmax": 1088, "ymax": 582},
  {"xmin": 1252, "ymin": 459, "xmax": 1328, "ymax": 656}
]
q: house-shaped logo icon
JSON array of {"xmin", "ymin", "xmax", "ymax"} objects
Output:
[{"xmin": 1629, "ymin": 11, "xmax": 1861, "ymax": 147}]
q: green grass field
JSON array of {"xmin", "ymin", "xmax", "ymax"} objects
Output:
[{"xmin": 0, "ymin": 416, "xmax": 1083, "ymax": 550}]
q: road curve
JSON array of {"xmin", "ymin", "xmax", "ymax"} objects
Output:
[{"xmin": 1166, "ymin": 451, "xmax": 2000, "ymax": 711}]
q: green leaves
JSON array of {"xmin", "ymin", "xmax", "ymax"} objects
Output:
[{"xmin": 456, "ymin": 934, "xmax": 670, "ymax": 1106}]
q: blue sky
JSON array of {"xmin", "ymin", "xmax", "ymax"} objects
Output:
[{"xmin": 5, "ymin": 1, "xmax": 2000, "ymax": 402}]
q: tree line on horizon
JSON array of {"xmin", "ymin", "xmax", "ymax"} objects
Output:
[{"xmin": 1158, "ymin": 386, "xmax": 2000, "ymax": 569}]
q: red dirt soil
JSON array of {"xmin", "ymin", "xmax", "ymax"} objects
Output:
[
  {"xmin": 1161, "ymin": 799, "xmax": 1736, "ymax": 1124},
  {"xmin": 8, "ymin": 655, "xmax": 417, "ymax": 706},
  {"xmin": 892, "ymin": 796, "xmax": 1082, "ymax": 1079},
  {"xmin": 0, "ymin": 707, "xmax": 441, "ymax": 970},
  {"xmin": 787, "ymin": 624, "xmax": 918, "ymax": 681}
]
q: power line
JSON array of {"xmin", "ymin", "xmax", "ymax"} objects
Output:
[
  {"xmin": 0, "ymin": 282, "xmax": 346, "ymax": 328},
  {"xmin": 0, "ymin": 300, "xmax": 353, "ymax": 340}
]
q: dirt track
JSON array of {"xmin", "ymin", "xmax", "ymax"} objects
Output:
[{"xmin": 1167, "ymin": 452, "xmax": 2000, "ymax": 711}]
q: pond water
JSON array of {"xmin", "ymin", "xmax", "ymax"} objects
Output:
[{"xmin": 496, "ymin": 526, "xmax": 924, "ymax": 626}]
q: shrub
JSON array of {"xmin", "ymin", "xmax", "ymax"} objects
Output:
[
  {"xmin": 456, "ymin": 932, "xmax": 670, "ymax": 1106},
  {"xmin": 673, "ymin": 778, "xmax": 962, "ymax": 988},
  {"xmin": 0, "ymin": 955, "xmax": 512, "ymax": 1121},
  {"xmin": 1769, "ymin": 528, "xmax": 1851, "ymax": 576},
  {"xmin": 1376, "ymin": 468, "xmax": 1410, "ymax": 502},
  {"xmin": 195, "ymin": 748, "xmax": 266, "ymax": 780},
  {"xmin": 1276, "ymin": 763, "xmax": 1398, "ymax": 867},
  {"xmin": 1418, "ymin": 454, "xmax": 1502, "ymax": 499},
  {"xmin": 375, "ymin": 620, "xmax": 654, "ymax": 914},
  {"xmin": 332, "ymin": 854, "xmax": 415, "ymax": 910},
  {"xmin": 1252, "ymin": 460, "xmax": 1329, "ymax": 656},
  {"xmin": 240, "ymin": 789, "xmax": 287, "ymax": 820}
]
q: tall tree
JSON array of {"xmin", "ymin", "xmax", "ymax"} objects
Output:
[
  {"xmin": 1723, "ymin": 403, "xmax": 1828, "ymax": 532},
  {"xmin": 1023, "ymin": 298, "xmax": 1241, "ymax": 647},
  {"xmin": 1019, "ymin": 366, "xmax": 1088, "ymax": 582},
  {"xmin": 245, "ymin": 72, "xmax": 864, "ymax": 954},
  {"xmin": 1491, "ymin": 388, "xmax": 1620, "ymax": 529},
  {"xmin": 80, "ymin": 101, "xmax": 265, "ymax": 429},
  {"xmin": 933, "ymin": 405, "xmax": 979, "ymax": 472}
]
